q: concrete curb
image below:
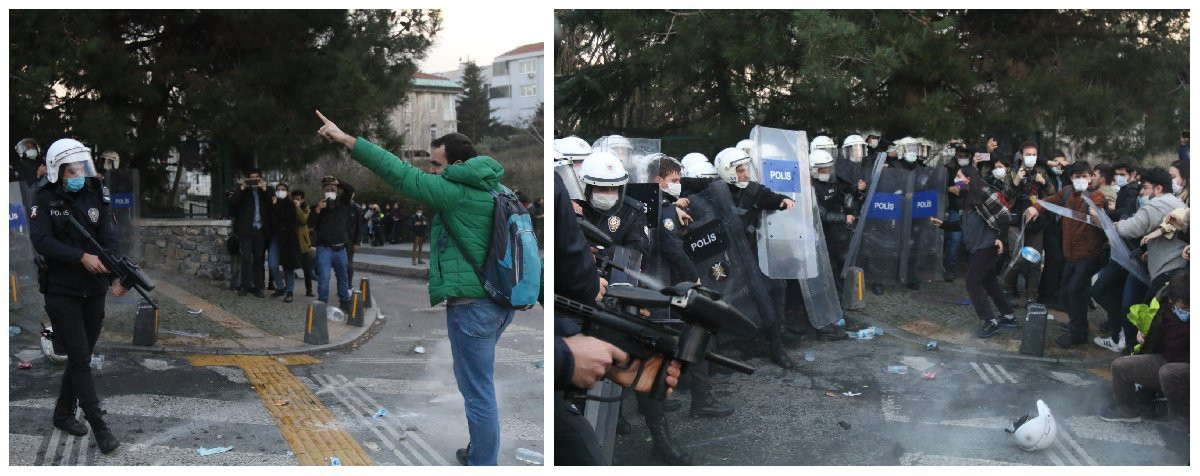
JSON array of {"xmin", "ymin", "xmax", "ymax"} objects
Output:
[
  {"xmin": 846, "ymin": 312, "xmax": 1109, "ymax": 367},
  {"xmin": 96, "ymin": 298, "xmax": 382, "ymax": 356},
  {"xmin": 353, "ymin": 261, "xmax": 428, "ymax": 279}
]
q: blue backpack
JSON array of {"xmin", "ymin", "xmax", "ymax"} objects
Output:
[{"xmin": 444, "ymin": 189, "xmax": 542, "ymax": 310}]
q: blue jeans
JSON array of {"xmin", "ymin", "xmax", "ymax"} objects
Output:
[
  {"xmin": 315, "ymin": 246, "xmax": 350, "ymax": 305},
  {"xmin": 267, "ymin": 241, "xmax": 295, "ymax": 294},
  {"xmin": 942, "ymin": 210, "xmax": 963, "ymax": 274},
  {"xmin": 446, "ymin": 298, "xmax": 514, "ymax": 465}
]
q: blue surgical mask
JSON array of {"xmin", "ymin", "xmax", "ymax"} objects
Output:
[
  {"xmin": 1137, "ymin": 196, "xmax": 1149, "ymax": 208},
  {"xmin": 64, "ymin": 176, "xmax": 85, "ymax": 192},
  {"xmin": 1174, "ymin": 306, "xmax": 1189, "ymax": 322}
]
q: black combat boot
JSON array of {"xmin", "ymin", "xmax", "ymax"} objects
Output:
[
  {"xmin": 766, "ymin": 329, "xmax": 796, "ymax": 369},
  {"xmin": 52, "ymin": 399, "xmax": 88, "ymax": 436},
  {"xmin": 689, "ymin": 388, "xmax": 734, "ymax": 418},
  {"xmin": 645, "ymin": 416, "xmax": 693, "ymax": 465},
  {"xmin": 85, "ymin": 410, "xmax": 119, "ymax": 454},
  {"xmin": 816, "ymin": 324, "xmax": 849, "ymax": 341}
]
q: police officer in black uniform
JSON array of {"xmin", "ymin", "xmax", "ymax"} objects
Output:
[{"xmin": 29, "ymin": 138, "xmax": 121, "ymax": 454}]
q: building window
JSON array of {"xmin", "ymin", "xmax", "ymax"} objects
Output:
[
  {"xmin": 430, "ymin": 95, "xmax": 437, "ymax": 112},
  {"xmin": 519, "ymin": 60, "xmax": 536, "ymax": 74},
  {"xmin": 493, "ymin": 61, "xmax": 508, "ymax": 76},
  {"xmin": 444, "ymin": 95, "xmax": 455, "ymax": 120},
  {"xmin": 520, "ymin": 85, "xmax": 537, "ymax": 97},
  {"xmin": 430, "ymin": 124, "xmax": 438, "ymax": 141},
  {"xmin": 489, "ymin": 85, "xmax": 511, "ymax": 99}
]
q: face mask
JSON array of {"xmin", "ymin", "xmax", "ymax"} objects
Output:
[
  {"xmin": 1172, "ymin": 180, "xmax": 1183, "ymax": 194},
  {"xmin": 1137, "ymin": 196, "xmax": 1149, "ymax": 208},
  {"xmin": 665, "ymin": 182, "xmax": 682, "ymax": 198},
  {"xmin": 1174, "ymin": 306, "xmax": 1189, "ymax": 322},
  {"xmin": 957, "ymin": 158, "xmax": 970, "ymax": 167},
  {"xmin": 591, "ymin": 193, "xmax": 618, "ymax": 210},
  {"xmin": 992, "ymin": 168, "xmax": 1007, "ymax": 180},
  {"xmin": 1071, "ymin": 178, "xmax": 1089, "ymax": 192},
  {"xmin": 817, "ymin": 173, "xmax": 831, "ymax": 182},
  {"xmin": 1023, "ymin": 156, "xmax": 1037, "ymax": 168},
  {"xmin": 867, "ymin": 139, "xmax": 879, "ymax": 148},
  {"xmin": 955, "ymin": 180, "xmax": 969, "ymax": 190},
  {"xmin": 1050, "ymin": 166, "xmax": 1063, "ymax": 175},
  {"xmin": 24, "ymin": 149, "xmax": 38, "ymax": 159},
  {"xmin": 416, "ymin": 212, "xmax": 423, "ymax": 217},
  {"xmin": 1115, "ymin": 175, "xmax": 1129, "ymax": 187},
  {"xmin": 903, "ymin": 153, "xmax": 918, "ymax": 163},
  {"xmin": 735, "ymin": 181, "xmax": 749, "ymax": 189},
  {"xmin": 64, "ymin": 176, "xmax": 85, "ymax": 192},
  {"xmin": 276, "ymin": 190, "xmax": 288, "ymax": 199},
  {"xmin": 324, "ymin": 191, "xmax": 337, "ymax": 200}
]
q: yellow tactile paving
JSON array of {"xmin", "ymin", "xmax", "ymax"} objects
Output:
[
  {"xmin": 157, "ymin": 281, "xmax": 270, "ymax": 338},
  {"xmin": 1088, "ymin": 367, "xmax": 1113, "ymax": 381},
  {"xmin": 186, "ymin": 354, "xmax": 374, "ymax": 466}
]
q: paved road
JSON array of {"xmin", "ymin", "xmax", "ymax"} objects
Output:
[
  {"xmin": 9, "ymin": 271, "xmax": 544, "ymax": 466},
  {"xmin": 611, "ymin": 326, "xmax": 1188, "ymax": 466}
]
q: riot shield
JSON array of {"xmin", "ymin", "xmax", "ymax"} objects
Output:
[
  {"xmin": 583, "ymin": 379, "xmax": 623, "ymax": 464},
  {"xmin": 626, "ymin": 138, "xmax": 662, "ymax": 183},
  {"xmin": 901, "ymin": 166, "xmax": 946, "ymax": 284},
  {"xmin": 858, "ymin": 167, "xmax": 911, "ymax": 285},
  {"xmin": 679, "ymin": 181, "xmax": 777, "ymax": 328},
  {"xmin": 554, "ymin": 160, "xmax": 586, "ymax": 201},
  {"xmin": 797, "ymin": 185, "xmax": 844, "ymax": 328},
  {"xmin": 105, "ymin": 169, "xmax": 141, "ymax": 260},
  {"xmin": 9, "ymin": 181, "xmax": 39, "ymax": 311},
  {"xmin": 749, "ymin": 126, "xmax": 818, "ymax": 279}
]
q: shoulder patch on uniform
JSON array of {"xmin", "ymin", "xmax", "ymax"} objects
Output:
[
  {"xmin": 101, "ymin": 185, "xmax": 111, "ymax": 204},
  {"xmin": 29, "ymin": 205, "xmax": 39, "ymax": 220}
]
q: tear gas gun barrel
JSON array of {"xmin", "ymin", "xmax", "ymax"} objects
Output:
[
  {"xmin": 65, "ymin": 214, "xmax": 157, "ymax": 307},
  {"xmin": 555, "ymin": 282, "xmax": 758, "ymax": 400},
  {"xmin": 576, "ymin": 217, "xmax": 645, "ymax": 286}
]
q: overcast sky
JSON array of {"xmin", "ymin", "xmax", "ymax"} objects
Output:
[{"xmin": 417, "ymin": 6, "xmax": 545, "ymax": 74}]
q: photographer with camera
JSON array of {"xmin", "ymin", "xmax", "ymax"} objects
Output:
[
  {"xmin": 228, "ymin": 169, "xmax": 273, "ymax": 297},
  {"xmin": 28, "ymin": 138, "xmax": 124, "ymax": 454}
]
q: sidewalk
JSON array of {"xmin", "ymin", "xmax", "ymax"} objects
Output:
[
  {"xmin": 844, "ymin": 276, "xmax": 1122, "ymax": 366},
  {"xmin": 8, "ymin": 266, "xmax": 379, "ymax": 356},
  {"xmin": 353, "ymin": 242, "xmax": 429, "ymax": 279}
]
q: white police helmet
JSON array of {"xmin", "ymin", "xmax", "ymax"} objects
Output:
[{"xmin": 44, "ymin": 138, "xmax": 97, "ymax": 184}]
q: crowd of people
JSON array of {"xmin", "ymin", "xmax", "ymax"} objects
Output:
[{"xmin": 553, "ymin": 130, "xmax": 1190, "ymax": 465}]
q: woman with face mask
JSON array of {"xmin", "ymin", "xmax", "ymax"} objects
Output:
[
  {"xmin": 267, "ymin": 182, "xmax": 303, "ymax": 302},
  {"xmin": 1168, "ymin": 160, "xmax": 1188, "ymax": 205}
]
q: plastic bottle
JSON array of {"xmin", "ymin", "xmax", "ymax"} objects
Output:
[
  {"xmin": 803, "ymin": 351, "xmax": 815, "ymax": 362},
  {"xmin": 327, "ymin": 307, "xmax": 346, "ymax": 323},
  {"xmin": 515, "ymin": 448, "xmax": 544, "ymax": 465}
]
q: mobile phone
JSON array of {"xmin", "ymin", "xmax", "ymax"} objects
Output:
[{"xmin": 974, "ymin": 153, "xmax": 991, "ymax": 162}]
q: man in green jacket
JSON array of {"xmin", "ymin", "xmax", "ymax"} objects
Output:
[{"xmin": 316, "ymin": 110, "xmax": 513, "ymax": 466}]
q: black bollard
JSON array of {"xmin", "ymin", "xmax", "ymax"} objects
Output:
[
  {"xmin": 842, "ymin": 266, "xmax": 866, "ymax": 311},
  {"xmin": 347, "ymin": 290, "xmax": 364, "ymax": 327},
  {"xmin": 304, "ymin": 301, "xmax": 329, "ymax": 345},
  {"xmin": 360, "ymin": 278, "xmax": 372, "ymax": 309},
  {"xmin": 132, "ymin": 301, "xmax": 158, "ymax": 346},
  {"xmin": 1020, "ymin": 303, "xmax": 1048, "ymax": 356}
]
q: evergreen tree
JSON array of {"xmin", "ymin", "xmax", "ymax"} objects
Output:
[{"xmin": 455, "ymin": 60, "xmax": 500, "ymax": 139}]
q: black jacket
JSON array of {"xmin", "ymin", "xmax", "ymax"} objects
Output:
[
  {"xmin": 578, "ymin": 196, "xmax": 650, "ymax": 257},
  {"xmin": 306, "ymin": 181, "xmax": 356, "ymax": 247},
  {"xmin": 553, "ymin": 174, "xmax": 601, "ymax": 390},
  {"xmin": 228, "ymin": 185, "xmax": 274, "ymax": 240},
  {"xmin": 269, "ymin": 199, "xmax": 303, "ymax": 271},
  {"xmin": 29, "ymin": 179, "xmax": 118, "ymax": 297},
  {"xmin": 656, "ymin": 197, "xmax": 701, "ymax": 283}
]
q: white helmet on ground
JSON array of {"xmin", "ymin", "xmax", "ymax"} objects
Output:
[
  {"xmin": 1007, "ymin": 399, "xmax": 1058, "ymax": 451},
  {"xmin": 714, "ymin": 147, "xmax": 753, "ymax": 188},
  {"xmin": 683, "ymin": 160, "xmax": 719, "ymax": 179},
  {"xmin": 842, "ymin": 134, "xmax": 868, "ymax": 162},
  {"xmin": 810, "ymin": 135, "xmax": 837, "ymax": 158},
  {"xmin": 579, "ymin": 151, "xmax": 629, "ymax": 211},
  {"xmin": 555, "ymin": 136, "xmax": 592, "ymax": 163},
  {"xmin": 44, "ymin": 138, "xmax": 97, "ymax": 184}
]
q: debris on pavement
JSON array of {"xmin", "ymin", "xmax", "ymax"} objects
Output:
[
  {"xmin": 197, "ymin": 446, "xmax": 233, "ymax": 456},
  {"xmin": 161, "ymin": 329, "xmax": 210, "ymax": 339},
  {"xmin": 187, "ymin": 308, "xmax": 204, "ymax": 315},
  {"xmin": 926, "ymin": 341, "xmax": 939, "ymax": 351},
  {"xmin": 515, "ymin": 447, "xmax": 544, "ymax": 465},
  {"xmin": 17, "ymin": 361, "xmax": 32, "ymax": 369},
  {"xmin": 330, "ymin": 456, "xmax": 341, "ymax": 466},
  {"xmin": 413, "ymin": 346, "xmax": 426, "ymax": 354},
  {"xmin": 882, "ymin": 365, "xmax": 908, "ymax": 374},
  {"xmin": 10, "ymin": 325, "xmax": 21, "ymax": 337},
  {"xmin": 274, "ymin": 399, "xmax": 289, "ymax": 407},
  {"xmin": 804, "ymin": 351, "xmax": 815, "ymax": 362},
  {"xmin": 923, "ymin": 370, "xmax": 937, "ymax": 380},
  {"xmin": 90, "ymin": 355, "xmax": 105, "ymax": 369},
  {"xmin": 373, "ymin": 408, "xmax": 387, "ymax": 419},
  {"xmin": 532, "ymin": 359, "xmax": 544, "ymax": 368},
  {"xmin": 837, "ymin": 420, "xmax": 852, "ymax": 430},
  {"xmin": 842, "ymin": 391, "xmax": 862, "ymax": 397},
  {"xmin": 825, "ymin": 391, "xmax": 839, "ymax": 398}
]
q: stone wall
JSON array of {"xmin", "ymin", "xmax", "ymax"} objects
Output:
[{"xmin": 140, "ymin": 219, "xmax": 232, "ymax": 281}]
